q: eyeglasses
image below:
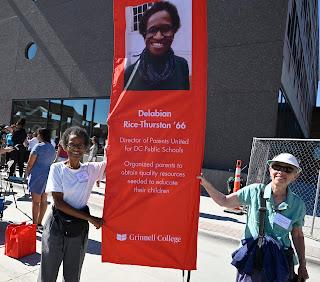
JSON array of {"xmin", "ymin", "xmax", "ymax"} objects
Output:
[
  {"xmin": 271, "ymin": 164, "xmax": 295, "ymax": 173},
  {"xmin": 145, "ymin": 24, "xmax": 174, "ymax": 37},
  {"xmin": 67, "ymin": 143, "xmax": 86, "ymax": 150}
]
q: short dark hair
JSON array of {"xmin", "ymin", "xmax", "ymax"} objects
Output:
[
  {"xmin": 61, "ymin": 126, "xmax": 90, "ymax": 149},
  {"xmin": 91, "ymin": 136, "xmax": 98, "ymax": 143},
  {"xmin": 139, "ymin": 1, "xmax": 181, "ymax": 37},
  {"xmin": 37, "ymin": 128, "xmax": 51, "ymax": 143}
]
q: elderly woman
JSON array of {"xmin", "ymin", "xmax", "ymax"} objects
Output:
[
  {"xmin": 25, "ymin": 128, "xmax": 56, "ymax": 229},
  {"xmin": 124, "ymin": 1, "xmax": 189, "ymax": 90},
  {"xmin": 38, "ymin": 126, "xmax": 106, "ymax": 282},
  {"xmin": 198, "ymin": 153, "xmax": 309, "ymax": 281}
]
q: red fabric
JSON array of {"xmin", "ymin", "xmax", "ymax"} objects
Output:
[
  {"xmin": 58, "ymin": 143, "xmax": 68, "ymax": 158},
  {"xmin": 5, "ymin": 223, "xmax": 36, "ymax": 259},
  {"xmin": 102, "ymin": 0, "xmax": 207, "ymax": 270}
]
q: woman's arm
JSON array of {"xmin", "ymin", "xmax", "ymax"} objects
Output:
[
  {"xmin": 52, "ymin": 192, "xmax": 104, "ymax": 229},
  {"xmin": 25, "ymin": 153, "xmax": 37, "ymax": 178},
  {"xmin": 0, "ymin": 147, "xmax": 13, "ymax": 154},
  {"xmin": 197, "ymin": 175, "xmax": 241, "ymax": 208},
  {"xmin": 291, "ymin": 227, "xmax": 309, "ymax": 280}
]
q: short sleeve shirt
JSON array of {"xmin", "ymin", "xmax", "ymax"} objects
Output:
[
  {"xmin": 46, "ymin": 161, "xmax": 106, "ymax": 209},
  {"xmin": 237, "ymin": 183, "xmax": 306, "ymax": 248}
]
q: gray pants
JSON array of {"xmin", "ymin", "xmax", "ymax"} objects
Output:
[{"xmin": 38, "ymin": 212, "xmax": 89, "ymax": 282}]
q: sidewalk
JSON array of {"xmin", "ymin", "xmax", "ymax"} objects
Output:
[
  {"xmin": 0, "ymin": 181, "xmax": 319, "ymax": 281},
  {"xmin": 199, "ymin": 195, "xmax": 320, "ymax": 265}
]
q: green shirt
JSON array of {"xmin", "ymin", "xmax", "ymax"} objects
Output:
[{"xmin": 237, "ymin": 183, "xmax": 306, "ymax": 248}]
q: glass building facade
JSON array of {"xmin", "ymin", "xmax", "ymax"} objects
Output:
[
  {"xmin": 277, "ymin": 89, "xmax": 304, "ymax": 138},
  {"xmin": 11, "ymin": 98, "xmax": 110, "ymax": 154}
]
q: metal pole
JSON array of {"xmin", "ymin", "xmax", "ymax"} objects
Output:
[
  {"xmin": 254, "ymin": 137, "xmax": 320, "ymax": 142},
  {"xmin": 310, "ymin": 169, "xmax": 320, "ymax": 237}
]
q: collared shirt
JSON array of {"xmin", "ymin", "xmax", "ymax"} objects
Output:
[{"xmin": 237, "ymin": 183, "xmax": 306, "ymax": 248}]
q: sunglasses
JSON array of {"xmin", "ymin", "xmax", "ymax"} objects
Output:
[{"xmin": 271, "ymin": 164, "xmax": 295, "ymax": 173}]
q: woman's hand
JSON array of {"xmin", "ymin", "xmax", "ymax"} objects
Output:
[
  {"xmin": 196, "ymin": 174, "xmax": 241, "ymax": 208},
  {"xmin": 298, "ymin": 264, "xmax": 309, "ymax": 281},
  {"xmin": 89, "ymin": 216, "xmax": 104, "ymax": 229},
  {"xmin": 197, "ymin": 174, "xmax": 208, "ymax": 187}
]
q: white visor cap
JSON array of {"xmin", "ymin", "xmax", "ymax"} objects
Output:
[{"xmin": 267, "ymin": 153, "xmax": 301, "ymax": 172}]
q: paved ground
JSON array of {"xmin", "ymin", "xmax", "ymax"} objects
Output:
[{"xmin": 0, "ymin": 181, "xmax": 319, "ymax": 281}]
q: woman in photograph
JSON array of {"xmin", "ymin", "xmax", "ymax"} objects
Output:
[
  {"xmin": 124, "ymin": 1, "xmax": 190, "ymax": 91},
  {"xmin": 198, "ymin": 153, "xmax": 309, "ymax": 281},
  {"xmin": 25, "ymin": 128, "xmax": 56, "ymax": 229},
  {"xmin": 38, "ymin": 126, "xmax": 106, "ymax": 282}
]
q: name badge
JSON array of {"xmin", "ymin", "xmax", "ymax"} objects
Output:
[
  {"xmin": 75, "ymin": 171, "xmax": 89, "ymax": 183},
  {"xmin": 273, "ymin": 213, "xmax": 292, "ymax": 230}
]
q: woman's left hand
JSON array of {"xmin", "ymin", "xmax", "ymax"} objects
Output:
[{"xmin": 298, "ymin": 265, "xmax": 309, "ymax": 281}]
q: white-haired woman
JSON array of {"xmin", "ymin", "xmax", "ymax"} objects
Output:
[{"xmin": 198, "ymin": 153, "xmax": 308, "ymax": 281}]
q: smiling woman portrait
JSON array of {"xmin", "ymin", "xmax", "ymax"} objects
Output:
[{"xmin": 124, "ymin": 1, "xmax": 190, "ymax": 91}]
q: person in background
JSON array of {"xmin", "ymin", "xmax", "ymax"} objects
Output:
[
  {"xmin": 50, "ymin": 137, "xmax": 56, "ymax": 149},
  {"xmin": 87, "ymin": 136, "xmax": 98, "ymax": 162},
  {"xmin": 54, "ymin": 139, "xmax": 68, "ymax": 162},
  {"xmin": 95, "ymin": 137, "xmax": 108, "ymax": 188},
  {"xmin": 26, "ymin": 131, "xmax": 39, "ymax": 163},
  {"xmin": 4, "ymin": 125, "xmax": 14, "ymax": 163},
  {"xmin": 27, "ymin": 131, "xmax": 39, "ymax": 152},
  {"xmin": 10, "ymin": 118, "xmax": 27, "ymax": 177},
  {"xmin": 198, "ymin": 153, "xmax": 309, "ymax": 281},
  {"xmin": 38, "ymin": 126, "xmax": 106, "ymax": 282},
  {"xmin": 5, "ymin": 125, "xmax": 14, "ymax": 147},
  {"xmin": 24, "ymin": 128, "xmax": 56, "ymax": 229}
]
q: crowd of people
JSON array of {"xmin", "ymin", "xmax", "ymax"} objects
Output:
[
  {"xmin": 0, "ymin": 119, "xmax": 310, "ymax": 282},
  {"xmin": 1, "ymin": 119, "xmax": 106, "ymax": 281}
]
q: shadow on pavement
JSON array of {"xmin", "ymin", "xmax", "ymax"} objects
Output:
[
  {"xmin": 19, "ymin": 252, "xmax": 41, "ymax": 266},
  {"xmin": 87, "ymin": 238, "xmax": 101, "ymax": 255},
  {"xmin": 0, "ymin": 221, "xmax": 11, "ymax": 245},
  {"xmin": 199, "ymin": 212, "xmax": 245, "ymax": 224},
  {"xmin": 17, "ymin": 195, "xmax": 32, "ymax": 202}
]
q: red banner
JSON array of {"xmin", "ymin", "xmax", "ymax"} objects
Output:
[{"xmin": 102, "ymin": 0, "xmax": 207, "ymax": 270}]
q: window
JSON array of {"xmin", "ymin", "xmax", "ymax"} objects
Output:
[
  {"xmin": 25, "ymin": 42, "xmax": 37, "ymax": 60},
  {"xmin": 277, "ymin": 89, "xmax": 304, "ymax": 138},
  {"xmin": 48, "ymin": 100, "xmax": 62, "ymax": 141},
  {"xmin": 11, "ymin": 98, "xmax": 111, "ymax": 154},
  {"xmin": 61, "ymin": 99, "xmax": 94, "ymax": 134},
  {"xmin": 12, "ymin": 100, "xmax": 49, "ymax": 132},
  {"xmin": 132, "ymin": 3, "xmax": 154, "ymax": 31},
  {"xmin": 92, "ymin": 99, "xmax": 110, "ymax": 154}
]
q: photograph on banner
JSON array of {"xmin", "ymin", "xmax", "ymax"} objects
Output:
[{"xmin": 124, "ymin": 0, "xmax": 192, "ymax": 91}]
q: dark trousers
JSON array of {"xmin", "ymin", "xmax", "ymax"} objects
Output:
[
  {"xmin": 5, "ymin": 152, "xmax": 12, "ymax": 163},
  {"xmin": 38, "ymin": 212, "xmax": 89, "ymax": 282},
  {"xmin": 9, "ymin": 146, "xmax": 26, "ymax": 177}
]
